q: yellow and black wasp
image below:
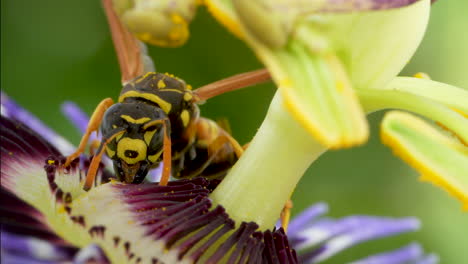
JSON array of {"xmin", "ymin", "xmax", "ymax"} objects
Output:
[{"xmin": 63, "ymin": 0, "xmax": 270, "ymax": 190}]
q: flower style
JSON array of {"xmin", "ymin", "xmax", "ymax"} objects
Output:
[{"xmin": 1, "ymin": 95, "xmax": 437, "ymax": 263}]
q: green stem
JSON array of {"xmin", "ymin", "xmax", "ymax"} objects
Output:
[{"xmin": 210, "ymin": 92, "xmax": 326, "ymax": 230}]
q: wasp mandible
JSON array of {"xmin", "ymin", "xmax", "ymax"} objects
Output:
[{"xmin": 63, "ymin": 0, "xmax": 271, "ymax": 191}]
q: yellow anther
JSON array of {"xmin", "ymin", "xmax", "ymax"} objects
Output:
[{"xmin": 413, "ymin": 72, "xmax": 431, "ymax": 79}]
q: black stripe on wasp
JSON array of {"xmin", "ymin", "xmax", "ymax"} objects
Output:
[{"xmin": 62, "ymin": 0, "xmax": 271, "ymax": 191}]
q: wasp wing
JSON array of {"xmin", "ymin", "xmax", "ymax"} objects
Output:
[{"xmin": 102, "ymin": 0, "xmax": 154, "ymax": 85}]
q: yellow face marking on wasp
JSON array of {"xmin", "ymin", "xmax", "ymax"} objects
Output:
[
  {"xmin": 116, "ymin": 138, "xmax": 147, "ymax": 164},
  {"xmin": 106, "ymin": 146, "xmax": 116, "ymax": 158},
  {"xmin": 119, "ymin": 91, "xmax": 172, "ymax": 113},
  {"xmin": 183, "ymin": 92, "xmax": 193, "ymax": 101},
  {"xmin": 116, "ymin": 133, "xmax": 124, "ymax": 142},
  {"xmin": 181, "ymin": 110, "xmax": 190, "ymax": 127},
  {"xmin": 121, "ymin": 115, "xmax": 151, "ymax": 124},
  {"xmin": 157, "ymin": 79, "xmax": 166, "ymax": 89},
  {"xmin": 144, "ymin": 129, "xmax": 157, "ymax": 145},
  {"xmin": 148, "ymin": 149, "xmax": 163, "ymax": 163}
]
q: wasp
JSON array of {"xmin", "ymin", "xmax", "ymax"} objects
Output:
[{"xmin": 63, "ymin": 0, "xmax": 270, "ymax": 191}]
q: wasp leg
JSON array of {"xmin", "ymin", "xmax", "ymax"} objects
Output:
[
  {"xmin": 213, "ymin": 119, "xmax": 243, "ymax": 158},
  {"xmin": 64, "ymin": 98, "xmax": 114, "ymax": 168},
  {"xmin": 280, "ymin": 199, "xmax": 293, "ymax": 232},
  {"xmin": 160, "ymin": 120, "xmax": 172, "ymax": 186},
  {"xmin": 83, "ymin": 129, "xmax": 125, "ymax": 191},
  {"xmin": 196, "ymin": 118, "xmax": 243, "ymax": 159},
  {"xmin": 219, "ymin": 130, "xmax": 243, "ymax": 158},
  {"xmin": 242, "ymin": 142, "xmax": 251, "ymax": 150},
  {"xmin": 193, "ymin": 68, "xmax": 271, "ymax": 102},
  {"xmin": 143, "ymin": 119, "xmax": 172, "ymax": 186}
]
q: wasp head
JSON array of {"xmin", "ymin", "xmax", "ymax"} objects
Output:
[{"xmin": 101, "ymin": 102, "xmax": 168, "ymax": 183}]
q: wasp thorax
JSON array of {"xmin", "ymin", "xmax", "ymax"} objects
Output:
[{"xmin": 101, "ymin": 102, "xmax": 168, "ymax": 184}]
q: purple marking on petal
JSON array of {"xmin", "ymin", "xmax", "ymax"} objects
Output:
[
  {"xmin": 349, "ymin": 243, "xmax": 423, "ymax": 264},
  {"xmin": 73, "ymin": 244, "xmax": 110, "ymax": 264},
  {"xmin": 147, "ymin": 163, "xmax": 163, "ymax": 182},
  {"xmin": 341, "ymin": 217, "xmax": 420, "ymax": 243},
  {"xmin": 0, "ymin": 253, "xmax": 57, "ymax": 264},
  {"xmin": 319, "ymin": 0, "xmax": 421, "ymax": 13},
  {"xmin": 1, "ymin": 93, "xmax": 75, "ymax": 154},
  {"xmin": 294, "ymin": 216, "xmax": 406, "ymax": 249},
  {"xmin": 302, "ymin": 217, "xmax": 420, "ymax": 263},
  {"xmin": 1, "ymin": 231, "xmax": 33, "ymax": 254},
  {"xmin": 415, "ymin": 253, "xmax": 439, "ymax": 264},
  {"xmin": 0, "ymin": 232, "xmax": 77, "ymax": 262},
  {"xmin": 61, "ymin": 102, "xmax": 93, "ymax": 135},
  {"xmin": 287, "ymin": 202, "xmax": 328, "ymax": 237}
]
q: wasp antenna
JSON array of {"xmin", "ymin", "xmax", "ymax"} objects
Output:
[
  {"xmin": 193, "ymin": 68, "xmax": 271, "ymax": 102},
  {"xmin": 159, "ymin": 119, "xmax": 172, "ymax": 186},
  {"xmin": 84, "ymin": 129, "xmax": 125, "ymax": 191}
]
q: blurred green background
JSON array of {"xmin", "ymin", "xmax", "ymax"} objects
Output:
[{"xmin": 2, "ymin": 0, "xmax": 467, "ymax": 263}]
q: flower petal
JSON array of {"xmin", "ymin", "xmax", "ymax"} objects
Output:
[
  {"xmin": 1, "ymin": 232, "xmax": 77, "ymax": 263},
  {"xmin": 381, "ymin": 111, "xmax": 468, "ymax": 210},
  {"xmin": 286, "ymin": 203, "xmax": 436, "ymax": 264},
  {"xmin": 349, "ymin": 243, "xmax": 438, "ymax": 264},
  {"xmin": 318, "ymin": 0, "xmax": 422, "ymax": 12},
  {"xmin": 327, "ymin": 0, "xmax": 430, "ymax": 90},
  {"xmin": 1, "ymin": 93, "xmax": 75, "ymax": 155},
  {"xmin": 286, "ymin": 202, "xmax": 328, "ymax": 237},
  {"xmin": 299, "ymin": 217, "xmax": 420, "ymax": 263},
  {"xmin": 0, "ymin": 116, "xmax": 109, "ymax": 203},
  {"xmin": 61, "ymin": 102, "xmax": 97, "ymax": 137},
  {"xmin": 73, "ymin": 244, "xmax": 110, "ymax": 264},
  {"xmin": 65, "ymin": 179, "xmax": 298, "ymax": 263},
  {"xmin": 293, "ymin": 216, "xmax": 420, "ymax": 250},
  {"xmin": 0, "ymin": 188, "xmax": 68, "ymax": 245},
  {"xmin": 1, "ymin": 115, "xmax": 299, "ymax": 263}
]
